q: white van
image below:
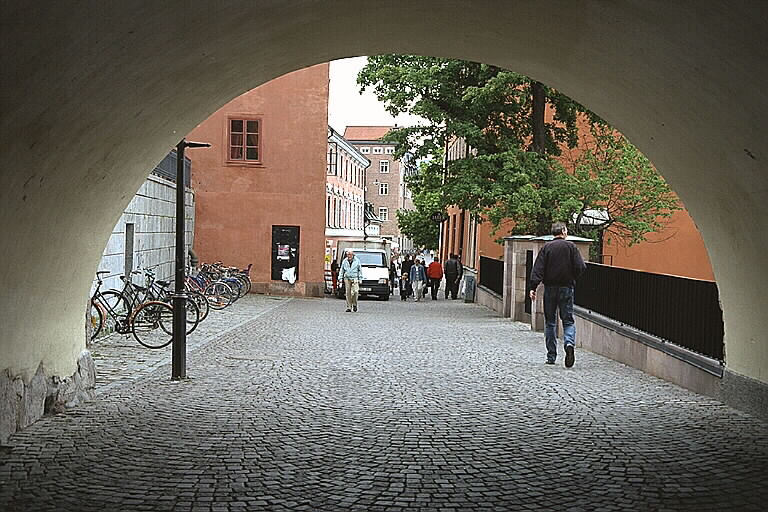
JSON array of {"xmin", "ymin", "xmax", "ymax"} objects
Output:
[{"xmin": 336, "ymin": 240, "xmax": 391, "ymax": 301}]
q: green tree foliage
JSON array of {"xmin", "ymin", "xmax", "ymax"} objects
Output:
[{"xmin": 358, "ymin": 55, "xmax": 680, "ymax": 246}]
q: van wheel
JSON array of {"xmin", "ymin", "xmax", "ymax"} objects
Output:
[{"xmin": 379, "ymin": 294, "xmax": 390, "ymax": 301}]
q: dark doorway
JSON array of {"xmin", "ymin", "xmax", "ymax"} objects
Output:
[
  {"xmin": 524, "ymin": 250, "xmax": 533, "ymax": 314},
  {"xmin": 271, "ymin": 225, "xmax": 300, "ymax": 281}
]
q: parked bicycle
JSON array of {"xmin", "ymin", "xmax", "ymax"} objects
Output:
[{"xmin": 89, "ymin": 268, "xmax": 201, "ymax": 348}]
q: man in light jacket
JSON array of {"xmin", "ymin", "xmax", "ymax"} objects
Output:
[{"xmin": 339, "ymin": 250, "xmax": 363, "ymax": 312}]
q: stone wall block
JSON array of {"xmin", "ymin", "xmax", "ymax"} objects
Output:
[
  {"xmin": 18, "ymin": 364, "xmax": 47, "ymax": 429},
  {"xmin": 0, "ymin": 369, "xmax": 23, "ymax": 445},
  {"xmin": 47, "ymin": 352, "xmax": 95, "ymax": 414},
  {"xmin": 77, "ymin": 351, "xmax": 96, "ymax": 391}
]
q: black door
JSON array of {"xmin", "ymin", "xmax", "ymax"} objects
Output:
[{"xmin": 271, "ymin": 226, "xmax": 300, "ymax": 281}]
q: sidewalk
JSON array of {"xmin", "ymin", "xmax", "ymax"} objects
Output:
[
  {"xmin": 89, "ymin": 294, "xmax": 291, "ymax": 394},
  {"xmin": 2, "ymin": 295, "xmax": 766, "ymax": 511}
]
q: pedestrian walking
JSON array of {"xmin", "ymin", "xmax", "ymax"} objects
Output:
[
  {"xmin": 443, "ymin": 253, "xmax": 463, "ymax": 299},
  {"xmin": 389, "ymin": 259, "xmax": 397, "ymax": 295},
  {"xmin": 330, "ymin": 258, "xmax": 339, "ymax": 293},
  {"xmin": 427, "ymin": 257, "xmax": 444, "ymax": 300},
  {"xmin": 399, "ymin": 272, "xmax": 410, "ymax": 301},
  {"xmin": 338, "ymin": 249, "xmax": 363, "ymax": 313},
  {"xmin": 528, "ymin": 222, "xmax": 586, "ymax": 367},
  {"xmin": 401, "ymin": 255, "xmax": 414, "ymax": 297},
  {"xmin": 409, "ymin": 258, "xmax": 427, "ymax": 302}
]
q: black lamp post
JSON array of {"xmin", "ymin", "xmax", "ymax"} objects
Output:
[{"xmin": 172, "ymin": 138, "xmax": 210, "ymax": 380}]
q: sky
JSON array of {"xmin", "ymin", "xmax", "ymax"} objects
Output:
[{"xmin": 328, "ymin": 57, "xmax": 425, "ymax": 134}]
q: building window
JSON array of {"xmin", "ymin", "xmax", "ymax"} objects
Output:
[
  {"xmin": 372, "ymin": 147, "xmax": 383, "ymax": 154},
  {"xmin": 228, "ymin": 118, "xmax": 261, "ymax": 163},
  {"xmin": 335, "ymin": 198, "xmax": 340, "ymax": 227},
  {"xmin": 385, "ymin": 147, "xmax": 395, "ymax": 154},
  {"xmin": 379, "ymin": 183, "xmax": 389, "ymax": 195},
  {"xmin": 379, "ymin": 160, "xmax": 390, "ymax": 173},
  {"xmin": 360, "ymin": 147, "xmax": 370, "ymax": 154},
  {"xmin": 379, "ymin": 207, "xmax": 389, "ymax": 221}
]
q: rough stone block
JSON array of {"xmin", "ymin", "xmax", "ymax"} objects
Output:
[
  {"xmin": 48, "ymin": 351, "xmax": 96, "ymax": 414},
  {"xmin": 0, "ymin": 370, "xmax": 23, "ymax": 445},
  {"xmin": 18, "ymin": 365, "xmax": 47, "ymax": 429}
]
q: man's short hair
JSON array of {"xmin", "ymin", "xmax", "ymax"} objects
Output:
[
  {"xmin": 346, "ymin": 249, "xmax": 354, "ymax": 255},
  {"xmin": 551, "ymin": 222, "xmax": 567, "ymax": 237}
]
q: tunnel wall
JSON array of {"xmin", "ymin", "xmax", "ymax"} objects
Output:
[{"xmin": 0, "ymin": 1, "xmax": 766, "ymax": 411}]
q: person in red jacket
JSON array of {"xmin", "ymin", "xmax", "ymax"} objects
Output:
[{"xmin": 427, "ymin": 257, "xmax": 444, "ymax": 300}]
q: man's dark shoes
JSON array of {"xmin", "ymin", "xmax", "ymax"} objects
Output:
[
  {"xmin": 353, "ymin": 305, "xmax": 357, "ymax": 312},
  {"xmin": 545, "ymin": 360, "xmax": 555, "ymax": 365},
  {"xmin": 345, "ymin": 308, "xmax": 351, "ymax": 313},
  {"xmin": 565, "ymin": 345, "xmax": 575, "ymax": 368}
]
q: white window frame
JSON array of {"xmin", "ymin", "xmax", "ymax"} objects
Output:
[
  {"xmin": 372, "ymin": 147, "xmax": 383, "ymax": 154},
  {"xmin": 379, "ymin": 183, "xmax": 389, "ymax": 195},
  {"xmin": 379, "ymin": 207, "xmax": 389, "ymax": 221},
  {"xmin": 379, "ymin": 160, "xmax": 390, "ymax": 173},
  {"xmin": 385, "ymin": 147, "xmax": 395, "ymax": 154},
  {"xmin": 360, "ymin": 147, "xmax": 370, "ymax": 154}
]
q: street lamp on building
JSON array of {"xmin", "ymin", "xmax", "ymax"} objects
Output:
[{"xmin": 172, "ymin": 138, "xmax": 210, "ymax": 381}]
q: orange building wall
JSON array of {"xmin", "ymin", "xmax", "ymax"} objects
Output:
[
  {"xmin": 603, "ymin": 207, "xmax": 715, "ymax": 281},
  {"xmin": 442, "ymin": 112, "xmax": 715, "ymax": 281},
  {"xmin": 186, "ymin": 64, "xmax": 329, "ymax": 296}
]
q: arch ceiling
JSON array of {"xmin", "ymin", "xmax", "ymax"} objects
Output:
[{"xmin": 1, "ymin": 1, "xmax": 766, "ymax": 385}]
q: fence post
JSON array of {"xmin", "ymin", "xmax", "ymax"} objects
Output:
[{"xmin": 502, "ymin": 238, "xmax": 514, "ymax": 318}]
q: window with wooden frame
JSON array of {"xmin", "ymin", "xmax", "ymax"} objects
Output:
[{"xmin": 228, "ymin": 118, "xmax": 262, "ymax": 163}]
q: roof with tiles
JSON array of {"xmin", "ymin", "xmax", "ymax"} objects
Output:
[{"xmin": 343, "ymin": 126, "xmax": 393, "ymax": 141}]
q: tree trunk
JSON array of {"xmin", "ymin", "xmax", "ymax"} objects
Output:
[{"xmin": 531, "ymin": 81, "xmax": 546, "ymax": 154}]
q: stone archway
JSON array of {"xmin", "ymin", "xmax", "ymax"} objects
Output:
[{"xmin": 1, "ymin": 1, "xmax": 765, "ymax": 428}]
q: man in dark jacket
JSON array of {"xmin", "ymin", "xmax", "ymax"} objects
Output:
[
  {"xmin": 401, "ymin": 255, "xmax": 414, "ymax": 297},
  {"xmin": 443, "ymin": 253, "xmax": 463, "ymax": 299},
  {"xmin": 529, "ymin": 222, "xmax": 586, "ymax": 367}
]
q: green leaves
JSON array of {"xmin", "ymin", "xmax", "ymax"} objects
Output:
[{"xmin": 360, "ymin": 55, "xmax": 681, "ymax": 249}]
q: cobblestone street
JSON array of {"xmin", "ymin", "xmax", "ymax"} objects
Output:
[{"xmin": 1, "ymin": 296, "xmax": 766, "ymax": 511}]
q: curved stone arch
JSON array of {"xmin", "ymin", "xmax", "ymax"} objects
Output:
[{"xmin": 0, "ymin": 1, "xmax": 765, "ymax": 398}]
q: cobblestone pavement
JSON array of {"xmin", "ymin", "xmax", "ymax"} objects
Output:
[
  {"xmin": 89, "ymin": 295, "xmax": 290, "ymax": 393},
  {"xmin": 1, "ymin": 296, "xmax": 767, "ymax": 511}
]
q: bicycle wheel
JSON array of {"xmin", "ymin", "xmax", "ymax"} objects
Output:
[
  {"xmin": 188, "ymin": 290, "xmax": 210, "ymax": 322},
  {"xmin": 183, "ymin": 298, "xmax": 201, "ymax": 335},
  {"xmin": 234, "ymin": 274, "xmax": 251, "ymax": 296},
  {"xmin": 225, "ymin": 278, "xmax": 244, "ymax": 301},
  {"xmin": 204, "ymin": 281, "xmax": 235, "ymax": 309},
  {"xmin": 88, "ymin": 300, "xmax": 104, "ymax": 340},
  {"xmin": 156, "ymin": 298, "xmax": 201, "ymax": 336},
  {"xmin": 131, "ymin": 301, "xmax": 173, "ymax": 349},
  {"xmin": 98, "ymin": 290, "xmax": 131, "ymax": 334}
]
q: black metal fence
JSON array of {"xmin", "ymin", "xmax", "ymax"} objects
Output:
[
  {"xmin": 151, "ymin": 150, "xmax": 191, "ymax": 187},
  {"xmin": 575, "ymin": 263, "xmax": 724, "ymax": 361},
  {"xmin": 479, "ymin": 256, "xmax": 504, "ymax": 296}
]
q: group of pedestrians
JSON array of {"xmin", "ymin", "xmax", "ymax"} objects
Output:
[
  {"xmin": 392, "ymin": 253, "xmax": 463, "ymax": 302},
  {"xmin": 338, "ymin": 222, "xmax": 585, "ymax": 369}
]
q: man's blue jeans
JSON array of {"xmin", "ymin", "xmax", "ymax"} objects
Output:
[{"xmin": 543, "ymin": 286, "xmax": 576, "ymax": 362}]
